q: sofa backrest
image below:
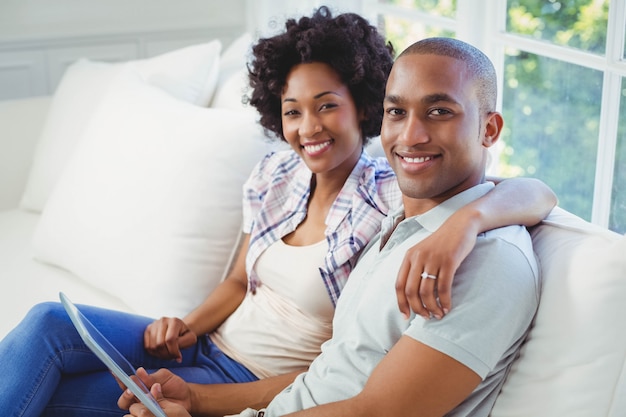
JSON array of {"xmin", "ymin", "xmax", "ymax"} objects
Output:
[
  {"xmin": 492, "ymin": 206, "xmax": 626, "ymax": 416},
  {"xmin": 0, "ymin": 96, "xmax": 52, "ymax": 210}
]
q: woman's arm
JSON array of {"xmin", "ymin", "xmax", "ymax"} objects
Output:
[
  {"xmin": 396, "ymin": 177, "xmax": 556, "ymax": 319},
  {"xmin": 144, "ymin": 234, "xmax": 251, "ymax": 361},
  {"xmin": 183, "ymin": 233, "xmax": 251, "ymax": 335}
]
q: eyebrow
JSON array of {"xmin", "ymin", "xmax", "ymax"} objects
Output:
[
  {"xmin": 384, "ymin": 93, "xmax": 459, "ymax": 106},
  {"xmin": 283, "ymin": 91, "xmax": 341, "ymax": 103},
  {"xmin": 421, "ymin": 93, "xmax": 459, "ymax": 105}
]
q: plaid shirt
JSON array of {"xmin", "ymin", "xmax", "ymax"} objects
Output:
[{"xmin": 243, "ymin": 149, "xmax": 401, "ymax": 306}]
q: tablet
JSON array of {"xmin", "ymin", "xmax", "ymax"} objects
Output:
[{"xmin": 59, "ymin": 292, "xmax": 167, "ymax": 417}]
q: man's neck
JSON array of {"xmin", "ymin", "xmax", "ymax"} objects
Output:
[{"xmin": 401, "ymin": 179, "xmax": 486, "ymax": 218}]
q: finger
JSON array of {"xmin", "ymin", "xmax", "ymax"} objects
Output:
[
  {"xmin": 397, "ymin": 256, "xmax": 431, "ymax": 320},
  {"xmin": 435, "ymin": 264, "xmax": 454, "ymax": 315},
  {"xmin": 144, "ymin": 321, "xmax": 160, "ymax": 354},
  {"xmin": 164, "ymin": 322, "xmax": 183, "ymax": 363},
  {"xmin": 395, "ymin": 257, "xmax": 411, "ymax": 319},
  {"xmin": 136, "ymin": 367, "xmax": 154, "ymax": 387},
  {"xmin": 150, "ymin": 383, "xmax": 163, "ymax": 401},
  {"xmin": 404, "ymin": 262, "xmax": 433, "ymax": 320},
  {"xmin": 152, "ymin": 319, "xmax": 177, "ymax": 360},
  {"xmin": 129, "ymin": 402, "xmax": 153, "ymax": 417},
  {"xmin": 419, "ymin": 270, "xmax": 444, "ymax": 319},
  {"xmin": 118, "ymin": 386, "xmax": 139, "ymax": 410}
]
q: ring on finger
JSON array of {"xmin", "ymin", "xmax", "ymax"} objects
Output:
[{"xmin": 421, "ymin": 271, "xmax": 437, "ymax": 280}]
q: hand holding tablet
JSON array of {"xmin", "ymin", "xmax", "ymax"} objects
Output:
[{"xmin": 59, "ymin": 292, "xmax": 167, "ymax": 417}]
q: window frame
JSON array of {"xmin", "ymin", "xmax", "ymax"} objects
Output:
[{"xmin": 362, "ymin": 0, "xmax": 626, "ymax": 230}]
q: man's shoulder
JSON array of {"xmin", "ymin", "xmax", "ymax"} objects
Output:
[
  {"xmin": 474, "ymin": 224, "xmax": 539, "ymax": 291},
  {"xmin": 481, "ymin": 224, "xmax": 534, "ymax": 260}
]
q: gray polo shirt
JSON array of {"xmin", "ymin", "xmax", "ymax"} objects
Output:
[{"xmin": 266, "ymin": 182, "xmax": 540, "ymax": 417}]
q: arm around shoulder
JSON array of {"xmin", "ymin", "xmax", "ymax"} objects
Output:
[{"xmin": 481, "ymin": 177, "xmax": 557, "ymax": 228}]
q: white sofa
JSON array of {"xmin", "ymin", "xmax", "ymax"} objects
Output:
[{"xmin": 1, "ymin": 36, "xmax": 625, "ymax": 417}]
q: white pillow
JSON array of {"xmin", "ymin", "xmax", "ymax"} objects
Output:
[
  {"xmin": 32, "ymin": 69, "xmax": 275, "ymax": 319},
  {"xmin": 210, "ymin": 32, "xmax": 254, "ymax": 110},
  {"xmin": 492, "ymin": 208, "xmax": 626, "ymax": 416},
  {"xmin": 214, "ymin": 32, "xmax": 253, "ymax": 90},
  {"xmin": 211, "ymin": 68, "xmax": 254, "ymax": 111},
  {"xmin": 19, "ymin": 60, "xmax": 118, "ymax": 213},
  {"xmin": 20, "ymin": 40, "xmax": 222, "ymax": 213}
]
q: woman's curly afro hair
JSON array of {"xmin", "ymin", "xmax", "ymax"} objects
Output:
[{"xmin": 247, "ymin": 6, "xmax": 394, "ymax": 145}]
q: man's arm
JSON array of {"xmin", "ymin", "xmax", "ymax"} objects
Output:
[
  {"xmin": 189, "ymin": 371, "xmax": 304, "ymax": 417},
  {"xmin": 284, "ymin": 336, "xmax": 481, "ymax": 417},
  {"xmin": 119, "ymin": 367, "xmax": 304, "ymax": 417}
]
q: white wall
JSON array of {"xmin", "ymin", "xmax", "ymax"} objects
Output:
[
  {"xmin": 0, "ymin": 0, "xmax": 368, "ymax": 100},
  {"xmin": 0, "ymin": 0, "xmax": 248, "ymax": 100},
  {"xmin": 247, "ymin": 0, "xmax": 364, "ymax": 37},
  {"xmin": 0, "ymin": 0, "xmax": 246, "ymax": 41}
]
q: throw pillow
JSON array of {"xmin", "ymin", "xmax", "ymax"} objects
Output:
[
  {"xmin": 20, "ymin": 40, "xmax": 222, "ymax": 213},
  {"xmin": 210, "ymin": 32, "xmax": 254, "ymax": 110},
  {"xmin": 32, "ymin": 68, "xmax": 275, "ymax": 318}
]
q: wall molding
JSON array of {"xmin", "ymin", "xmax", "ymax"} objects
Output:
[{"xmin": 0, "ymin": 26, "xmax": 244, "ymax": 100}]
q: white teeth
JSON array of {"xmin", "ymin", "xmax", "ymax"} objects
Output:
[
  {"xmin": 402, "ymin": 155, "xmax": 432, "ymax": 163},
  {"xmin": 303, "ymin": 141, "xmax": 331, "ymax": 153}
]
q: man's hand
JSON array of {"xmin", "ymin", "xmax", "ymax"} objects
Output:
[
  {"xmin": 144, "ymin": 317, "xmax": 198, "ymax": 362},
  {"xmin": 118, "ymin": 368, "xmax": 192, "ymax": 413},
  {"xmin": 124, "ymin": 381, "xmax": 192, "ymax": 417}
]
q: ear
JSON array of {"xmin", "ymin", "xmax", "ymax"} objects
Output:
[{"xmin": 482, "ymin": 112, "xmax": 503, "ymax": 148}]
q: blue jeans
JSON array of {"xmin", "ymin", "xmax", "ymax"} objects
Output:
[{"xmin": 0, "ymin": 302, "xmax": 258, "ymax": 417}]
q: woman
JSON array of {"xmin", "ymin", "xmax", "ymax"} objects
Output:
[{"xmin": 0, "ymin": 7, "xmax": 555, "ymax": 417}]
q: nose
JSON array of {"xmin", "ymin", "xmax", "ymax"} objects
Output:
[
  {"xmin": 298, "ymin": 112, "xmax": 322, "ymax": 137},
  {"xmin": 397, "ymin": 115, "xmax": 429, "ymax": 146}
]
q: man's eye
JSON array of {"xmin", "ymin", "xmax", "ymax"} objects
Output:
[
  {"xmin": 385, "ymin": 108, "xmax": 404, "ymax": 116},
  {"xmin": 430, "ymin": 108, "xmax": 451, "ymax": 116}
]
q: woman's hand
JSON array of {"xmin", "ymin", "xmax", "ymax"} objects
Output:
[
  {"xmin": 144, "ymin": 317, "xmax": 198, "ymax": 362},
  {"xmin": 395, "ymin": 212, "xmax": 479, "ymax": 320},
  {"xmin": 119, "ymin": 368, "xmax": 192, "ymax": 416}
]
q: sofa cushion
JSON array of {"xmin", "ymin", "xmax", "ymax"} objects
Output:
[
  {"xmin": 32, "ymin": 68, "xmax": 275, "ymax": 319},
  {"xmin": 491, "ymin": 207, "xmax": 626, "ymax": 416},
  {"xmin": 0, "ymin": 209, "xmax": 131, "ymax": 340},
  {"xmin": 19, "ymin": 40, "xmax": 222, "ymax": 213}
]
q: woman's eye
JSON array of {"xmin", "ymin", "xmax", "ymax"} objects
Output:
[
  {"xmin": 320, "ymin": 103, "xmax": 338, "ymax": 111},
  {"xmin": 283, "ymin": 109, "xmax": 300, "ymax": 117}
]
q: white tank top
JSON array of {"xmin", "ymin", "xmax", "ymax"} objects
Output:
[{"xmin": 210, "ymin": 238, "xmax": 333, "ymax": 378}]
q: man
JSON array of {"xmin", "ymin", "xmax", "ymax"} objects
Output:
[{"xmin": 121, "ymin": 37, "xmax": 540, "ymax": 417}]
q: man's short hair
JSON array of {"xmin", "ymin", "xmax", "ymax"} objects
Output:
[{"xmin": 399, "ymin": 37, "xmax": 497, "ymax": 115}]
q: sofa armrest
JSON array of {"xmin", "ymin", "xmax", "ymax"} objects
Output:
[{"xmin": 0, "ymin": 96, "xmax": 51, "ymax": 210}]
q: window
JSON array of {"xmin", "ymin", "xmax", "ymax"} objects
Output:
[{"xmin": 363, "ymin": 0, "xmax": 626, "ymax": 233}]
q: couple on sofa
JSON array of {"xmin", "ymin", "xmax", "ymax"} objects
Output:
[{"xmin": 0, "ymin": 6, "xmax": 555, "ymax": 417}]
